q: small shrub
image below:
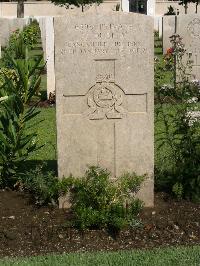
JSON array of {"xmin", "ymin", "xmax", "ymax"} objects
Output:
[
  {"xmin": 61, "ymin": 166, "xmax": 145, "ymax": 232},
  {"xmin": 22, "ymin": 21, "xmax": 40, "ymax": 48},
  {"xmin": 2, "ymin": 32, "xmax": 27, "ymax": 67},
  {"xmin": 0, "ymin": 68, "xmax": 19, "ymax": 86},
  {"xmin": 172, "ymin": 182, "xmax": 183, "ymax": 200},
  {"xmin": 8, "ymin": 29, "xmax": 20, "ymax": 50},
  {"xmin": 2, "ymin": 21, "xmax": 40, "ymax": 66},
  {"xmin": 20, "ymin": 164, "xmax": 59, "ymax": 205}
]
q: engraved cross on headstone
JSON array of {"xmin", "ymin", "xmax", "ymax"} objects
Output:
[
  {"xmin": 63, "ymin": 59, "xmax": 147, "ymax": 177},
  {"xmin": 63, "ymin": 59, "xmax": 147, "ymax": 118}
]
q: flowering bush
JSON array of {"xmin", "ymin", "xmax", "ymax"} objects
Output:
[
  {"xmin": 0, "ymin": 68, "xmax": 18, "ymax": 86},
  {"xmin": 156, "ymin": 34, "xmax": 200, "ymax": 202}
]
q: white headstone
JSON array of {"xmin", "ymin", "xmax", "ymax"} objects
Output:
[
  {"xmin": 0, "ymin": 18, "xmax": 28, "ymax": 52},
  {"xmin": 176, "ymin": 14, "xmax": 200, "ymax": 80},
  {"xmin": 55, "ymin": 12, "xmax": 154, "ymax": 207},
  {"xmin": 162, "ymin": 15, "xmax": 176, "ymax": 54}
]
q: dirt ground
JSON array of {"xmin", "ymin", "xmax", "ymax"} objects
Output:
[{"xmin": 0, "ymin": 190, "xmax": 200, "ymax": 258}]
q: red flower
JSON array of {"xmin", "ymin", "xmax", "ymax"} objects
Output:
[{"xmin": 167, "ymin": 47, "xmax": 174, "ymax": 55}]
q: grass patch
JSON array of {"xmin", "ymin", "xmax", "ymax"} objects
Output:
[
  {"xmin": 27, "ymin": 107, "xmax": 56, "ymax": 161},
  {"xmin": 28, "ymin": 40, "xmax": 47, "ymax": 97},
  {"xmin": 1, "ymin": 246, "xmax": 200, "ymax": 266},
  {"xmin": 30, "ymin": 39, "xmax": 47, "ymax": 99}
]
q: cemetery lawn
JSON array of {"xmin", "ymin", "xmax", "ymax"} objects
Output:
[{"xmin": 1, "ymin": 246, "xmax": 200, "ymax": 266}]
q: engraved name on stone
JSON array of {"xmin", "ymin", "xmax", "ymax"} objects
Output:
[{"xmin": 59, "ymin": 23, "xmax": 148, "ymax": 56}]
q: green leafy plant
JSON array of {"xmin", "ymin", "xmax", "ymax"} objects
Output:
[
  {"xmin": 0, "ymin": 68, "xmax": 19, "ymax": 86},
  {"xmin": 2, "ymin": 21, "xmax": 40, "ymax": 66},
  {"xmin": 0, "ymin": 36, "xmax": 44, "ymax": 187},
  {"xmin": 19, "ymin": 164, "xmax": 59, "ymax": 205},
  {"xmin": 61, "ymin": 166, "xmax": 145, "ymax": 232},
  {"xmin": 22, "ymin": 21, "xmax": 40, "ymax": 48},
  {"xmin": 2, "ymin": 31, "xmax": 27, "ymax": 68},
  {"xmin": 155, "ymin": 34, "xmax": 200, "ymax": 202},
  {"xmin": 8, "ymin": 29, "xmax": 20, "ymax": 47},
  {"xmin": 172, "ymin": 182, "xmax": 183, "ymax": 200}
]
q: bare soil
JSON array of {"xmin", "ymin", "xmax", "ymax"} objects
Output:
[{"xmin": 0, "ymin": 190, "xmax": 200, "ymax": 258}]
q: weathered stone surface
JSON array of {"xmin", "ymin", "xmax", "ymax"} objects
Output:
[
  {"xmin": 162, "ymin": 15, "xmax": 176, "ymax": 54},
  {"xmin": 54, "ymin": 12, "xmax": 154, "ymax": 207},
  {"xmin": 0, "ymin": 18, "xmax": 13, "ymax": 48},
  {"xmin": 176, "ymin": 14, "xmax": 200, "ymax": 80}
]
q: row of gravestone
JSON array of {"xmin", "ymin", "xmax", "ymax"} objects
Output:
[
  {"xmin": 0, "ymin": 12, "xmax": 154, "ymax": 207},
  {"xmin": 162, "ymin": 14, "xmax": 200, "ymax": 81}
]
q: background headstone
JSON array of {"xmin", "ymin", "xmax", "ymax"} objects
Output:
[
  {"xmin": 162, "ymin": 15, "xmax": 176, "ymax": 54},
  {"xmin": 54, "ymin": 12, "xmax": 154, "ymax": 207},
  {"xmin": 0, "ymin": 18, "xmax": 28, "ymax": 58},
  {"xmin": 0, "ymin": 18, "xmax": 28, "ymax": 47},
  {"xmin": 176, "ymin": 14, "xmax": 200, "ymax": 80}
]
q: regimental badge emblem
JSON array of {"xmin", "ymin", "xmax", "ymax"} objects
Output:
[
  {"xmin": 85, "ymin": 59, "xmax": 125, "ymax": 120},
  {"xmin": 86, "ymin": 82, "xmax": 125, "ymax": 120}
]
